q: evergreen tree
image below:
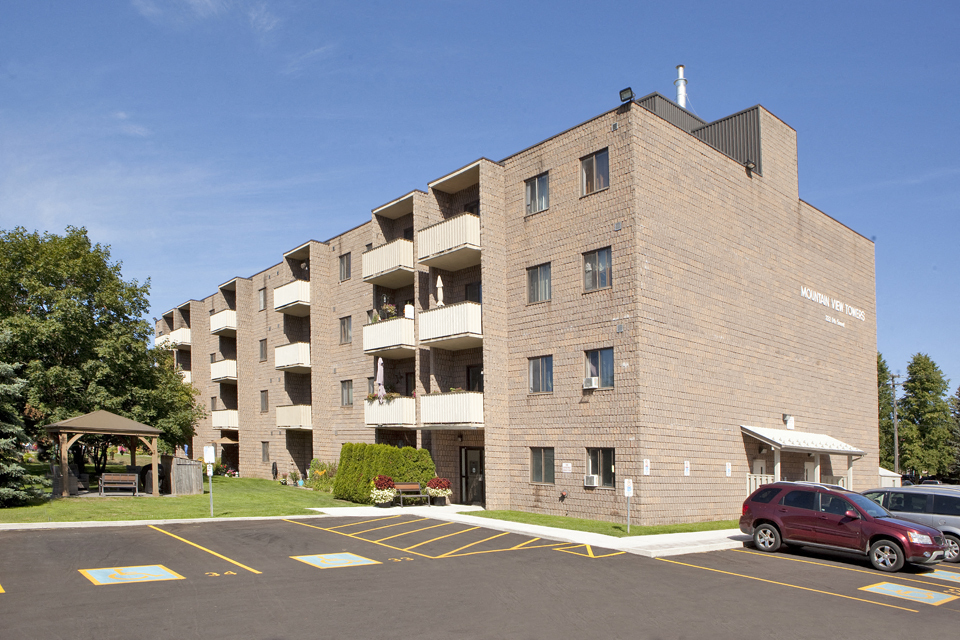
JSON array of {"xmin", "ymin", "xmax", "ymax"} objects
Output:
[
  {"xmin": 877, "ymin": 353, "xmax": 896, "ymax": 470},
  {"xmin": 897, "ymin": 353, "xmax": 953, "ymax": 476},
  {"xmin": 0, "ymin": 334, "xmax": 44, "ymax": 506},
  {"xmin": 949, "ymin": 386, "xmax": 960, "ymax": 480}
]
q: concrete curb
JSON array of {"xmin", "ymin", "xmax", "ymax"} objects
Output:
[{"xmin": 0, "ymin": 513, "xmax": 332, "ymax": 531}]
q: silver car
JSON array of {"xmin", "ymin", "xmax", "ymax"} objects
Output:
[{"xmin": 863, "ymin": 485, "xmax": 960, "ymax": 563}]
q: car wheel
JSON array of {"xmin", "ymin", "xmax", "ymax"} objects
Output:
[
  {"xmin": 753, "ymin": 524, "xmax": 781, "ymax": 553},
  {"xmin": 869, "ymin": 540, "xmax": 905, "ymax": 572},
  {"xmin": 944, "ymin": 534, "xmax": 960, "ymax": 563}
]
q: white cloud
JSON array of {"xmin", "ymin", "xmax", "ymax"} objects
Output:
[
  {"xmin": 247, "ymin": 2, "xmax": 280, "ymax": 34},
  {"xmin": 132, "ymin": 0, "xmax": 278, "ymax": 34},
  {"xmin": 283, "ymin": 45, "xmax": 336, "ymax": 77}
]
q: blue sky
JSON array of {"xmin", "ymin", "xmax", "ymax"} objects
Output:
[{"xmin": 1, "ymin": 1, "xmax": 958, "ymax": 392}]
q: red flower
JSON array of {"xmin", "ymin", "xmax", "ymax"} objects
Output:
[
  {"xmin": 374, "ymin": 475, "xmax": 395, "ymax": 490},
  {"xmin": 427, "ymin": 477, "xmax": 451, "ymax": 490}
]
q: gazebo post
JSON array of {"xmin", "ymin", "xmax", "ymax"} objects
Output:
[
  {"xmin": 59, "ymin": 432, "xmax": 69, "ymax": 498},
  {"xmin": 152, "ymin": 436, "xmax": 159, "ymax": 497},
  {"xmin": 129, "ymin": 436, "xmax": 137, "ymax": 468}
]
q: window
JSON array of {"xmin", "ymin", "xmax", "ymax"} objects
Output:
[
  {"xmin": 405, "ymin": 372, "xmax": 415, "ymax": 396},
  {"xmin": 403, "ymin": 227, "xmax": 414, "ymax": 241},
  {"xmin": 467, "ymin": 365, "xmax": 483, "ymax": 392},
  {"xmin": 260, "ymin": 390, "xmax": 268, "ymax": 413},
  {"xmin": 819, "ymin": 494, "xmax": 854, "ymax": 515},
  {"xmin": 341, "ymin": 380, "xmax": 353, "ymax": 406},
  {"xmin": 528, "ymin": 356, "xmax": 553, "ymax": 394},
  {"xmin": 262, "ymin": 441, "xmax": 270, "ymax": 463},
  {"xmin": 525, "ymin": 173, "xmax": 549, "ymax": 214},
  {"xmin": 585, "ymin": 348, "xmax": 614, "ymax": 388},
  {"xmin": 888, "ymin": 492, "xmax": 928, "ymax": 513},
  {"xmin": 780, "ymin": 490, "xmax": 816, "ymax": 510},
  {"xmin": 339, "ymin": 253, "xmax": 351, "ymax": 281},
  {"xmin": 531, "ymin": 447, "xmax": 555, "ymax": 484},
  {"xmin": 583, "ymin": 247, "xmax": 611, "ymax": 291},
  {"xmin": 465, "ymin": 282, "xmax": 482, "ymax": 303},
  {"xmin": 934, "ymin": 494, "xmax": 960, "ymax": 516},
  {"xmin": 367, "ymin": 309, "xmax": 376, "ymax": 323},
  {"xmin": 210, "ymin": 397, "xmax": 216, "ymax": 411},
  {"xmin": 368, "ymin": 377, "xmax": 375, "ymax": 396},
  {"xmin": 365, "ymin": 243, "xmax": 373, "ymax": 251},
  {"xmin": 259, "ymin": 339, "xmax": 267, "ymax": 362},
  {"xmin": 210, "ymin": 352, "xmax": 216, "ymax": 363},
  {"xmin": 581, "ymin": 148, "xmax": 609, "ymax": 195},
  {"xmin": 863, "ymin": 491, "xmax": 886, "ymax": 507},
  {"xmin": 464, "ymin": 200, "xmax": 479, "ymax": 215},
  {"xmin": 587, "ymin": 448, "xmax": 614, "ymax": 487},
  {"xmin": 258, "ymin": 288, "xmax": 266, "ymax": 311},
  {"xmin": 751, "ymin": 487, "xmax": 782, "ymax": 504},
  {"xmin": 340, "ymin": 316, "xmax": 352, "ymax": 344},
  {"xmin": 527, "ymin": 263, "xmax": 551, "ymax": 303}
]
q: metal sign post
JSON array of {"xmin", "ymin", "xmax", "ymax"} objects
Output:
[
  {"xmin": 203, "ymin": 445, "xmax": 216, "ymax": 518},
  {"xmin": 624, "ymin": 479, "xmax": 634, "ymax": 533}
]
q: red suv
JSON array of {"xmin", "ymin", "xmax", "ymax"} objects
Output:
[{"xmin": 740, "ymin": 482, "xmax": 947, "ymax": 572}]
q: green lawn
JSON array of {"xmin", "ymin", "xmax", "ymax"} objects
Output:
[
  {"xmin": 0, "ymin": 475, "xmax": 352, "ymax": 524},
  {"xmin": 464, "ymin": 510, "xmax": 739, "ymax": 538}
]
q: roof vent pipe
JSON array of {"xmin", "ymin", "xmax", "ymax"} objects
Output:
[{"xmin": 674, "ymin": 65, "xmax": 688, "ymax": 109}]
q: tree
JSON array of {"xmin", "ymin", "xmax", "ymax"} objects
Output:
[
  {"xmin": 877, "ymin": 352, "xmax": 896, "ymax": 470},
  {"xmin": 897, "ymin": 353, "xmax": 953, "ymax": 477},
  {"xmin": 0, "ymin": 227, "xmax": 202, "ymax": 472},
  {"xmin": 0, "ymin": 333, "xmax": 44, "ymax": 506},
  {"xmin": 949, "ymin": 386, "xmax": 960, "ymax": 480}
]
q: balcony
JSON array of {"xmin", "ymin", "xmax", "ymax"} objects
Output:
[
  {"xmin": 156, "ymin": 327, "xmax": 191, "ymax": 350},
  {"xmin": 364, "ymin": 397, "xmax": 416, "ymax": 427},
  {"xmin": 179, "ymin": 370, "xmax": 192, "ymax": 384},
  {"xmin": 420, "ymin": 392, "xmax": 483, "ymax": 428},
  {"xmin": 417, "ymin": 214, "xmax": 481, "ymax": 271},
  {"xmin": 210, "ymin": 310, "xmax": 237, "ymax": 336},
  {"xmin": 362, "ymin": 239, "xmax": 415, "ymax": 288},
  {"xmin": 419, "ymin": 302, "xmax": 482, "ymax": 350},
  {"xmin": 277, "ymin": 405, "xmax": 312, "ymax": 430},
  {"xmin": 275, "ymin": 342, "xmax": 311, "ymax": 374},
  {"xmin": 212, "ymin": 410, "xmax": 238, "ymax": 428},
  {"xmin": 274, "ymin": 280, "xmax": 311, "ymax": 317},
  {"xmin": 211, "ymin": 359, "xmax": 237, "ymax": 383},
  {"xmin": 363, "ymin": 317, "xmax": 415, "ymax": 359}
]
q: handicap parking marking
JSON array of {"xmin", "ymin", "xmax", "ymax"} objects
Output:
[
  {"xmin": 859, "ymin": 582, "xmax": 958, "ymax": 606},
  {"xmin": 291, "ymin": 553, "xmax": 381, "ymax": 570},
  {"xmin": 926, "ymin": 569, "xmax": 960, "ymax": 584},
  {"xmin": 79, "ymin": 565, "xmax": 185, "ymax": 586},
  {"xmin": 554, "ymin": 544, "xmax": 625, "ymax": 559}
]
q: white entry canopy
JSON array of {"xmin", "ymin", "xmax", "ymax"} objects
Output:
[{"xmin": 740, "ymin": 425, "xmax": 864, "ymax": 456}]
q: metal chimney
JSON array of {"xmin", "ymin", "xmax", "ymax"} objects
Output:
[{"xmin": 675, "ymin": 65, "xmax": 687, "ymax": 108}]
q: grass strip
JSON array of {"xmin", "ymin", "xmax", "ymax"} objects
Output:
[{"xmin": 463, "ymin": 510, "xmax": 739, "ymax": 538}]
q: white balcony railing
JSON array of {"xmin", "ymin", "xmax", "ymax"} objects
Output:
[
  {"xmin": 275, "ymin": 343, "xmax": 311, "ymax": 373},
  {"xmin": 274, "ymin": 280, "xmax": 311, "ymax": 316},
  {"xmin": 363, "ymin": 317, "xmax": 415, "ymax": 359},
  {"xmin": 746, "ymin": 474, "xmax": 776, "ymax": 495},
  {"xmin": 362, "ymin": 239, "xmax": 415, "ymax": 288},
  {"xmin": 416, "ymin": 214, "xmax": 481, "ymax": 270},
  {"xmin": 277, "ymin": 405, "xmax": 312, "ymax": 430},
  {"xmin": 420, "ymin": 391, "xmax": 483, "ymax": 428},
  {"xmin": 210, "ymin": 359, "xmax": 237, "ymax": 383},
  {"xmin": 419, "ymin": 302, "xmax": 482, "ymax": 350},
  {"xmin": 179, "ymin": 370, "xmax": 192, "ymax": 384},
  {"xmin": 364, "ymin": 397, "xmax": 416, "ymax": 427},
  {"xmin": 210, "ymin": 309, "xmax": 237, "ymax": 336},
  {"xmin": 212, "ymin": 410, "xmax": 238, "ymax": 428},
  {"xmin": 156, "ymin": 327, "xmax": 192, "ymax": 350}
]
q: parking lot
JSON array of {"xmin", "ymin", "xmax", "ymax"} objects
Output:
[{"xmin": 2, "ymin": 514, "xmax": 959, "ymax": 639}]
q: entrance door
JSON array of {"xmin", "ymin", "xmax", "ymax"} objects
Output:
[{"xmin": 460, "ymin": 447, "xmax": 484, "ymax": 506}]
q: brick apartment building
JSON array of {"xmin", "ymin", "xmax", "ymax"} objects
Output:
[{"xmin": 156, "ymin": 88, "xmax": 877, "ymax": 525}]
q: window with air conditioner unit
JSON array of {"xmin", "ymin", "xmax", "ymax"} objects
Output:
[
  {"xmin": 586, "ymin": 447, "xmax": 615, "ymax": 487},
  {"xmin": 584, "ymin": 347, "xmax": 614, "ymax": 389}
]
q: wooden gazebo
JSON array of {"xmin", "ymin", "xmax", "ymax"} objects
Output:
[{"xmin": 44, "ymin": 410, "xmax": 163, "ymax": 497}]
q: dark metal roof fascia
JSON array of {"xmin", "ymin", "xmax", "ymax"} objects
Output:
[
  {"xmin": 635, "ymin": 92, "xmax": 707, "ymax": 132},
  {"xmin": 691, "ymin": 106, "xmax": 763, "ymax": 175}
]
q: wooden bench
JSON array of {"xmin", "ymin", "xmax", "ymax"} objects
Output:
[
  {"xmin": 99, "ymin": 473, "xmax": 139, "ymax": 496},
  {"xmin": 394, "ymin": 482, "xmax": 429, "ymax": 507}
]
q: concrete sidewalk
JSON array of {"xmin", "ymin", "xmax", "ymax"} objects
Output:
[{"xmin": 307, "ymin": 505, "xmax": 750, "ymax": 558}]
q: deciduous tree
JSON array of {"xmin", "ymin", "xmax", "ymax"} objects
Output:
[{"xmin": 897, "ymin": 353, "xmax": 953, "ymax": 476}]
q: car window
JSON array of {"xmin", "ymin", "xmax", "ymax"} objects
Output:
[
  {"xmin": 781, "ymin": 490, "xmax": 816, "ymax": 510},
  {"xmin": 819, "ymin": 494, "xmax": 854, "ymax": 515},
  {"xmin": 888, "ymin": 492, "xmax": 928, "ymax": 513},
  {"xmin": 847, "ymin": 493, "xmax": 890, "ymax": 518},
  {"xmin": 933, "ymin": 494, "xmax": 960, "ymax": 516},
  {"xmin": 863, "ymin": 492, "xmax": 886, "ymax": 507},
  {"xmin": 751, "ymin": 487, "xmax": 781, "ymax": 504}
]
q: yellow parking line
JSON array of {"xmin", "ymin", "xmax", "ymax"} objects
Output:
[
  {"xmin": 438, "ymin": 532, "xmax": 511, "ymax": 558},
  {"xmin": 352, "ymin": 518, "xmax": 430, "ymax": 535},
  {"xmin": 324, "ymin": 515, "xmax": 402, "ymax": 530},
  {"xmin": 283, "ymin": 519, "xmax": 435, "ymax": 558},
  {"xmin": 731, "ymin": 549, "xmax": 955, "ymax": 589},
  {"xmin": 0, "ymin": 582, "xmax": 4, "ymax": 593},
  {"xmin": 376, "ymin": 522, "xmax": 452, "ymax": 542},
  {"xmin": 658, "ymin": 557, "xmax": 917, "ymax": 612},
  {"xmin": 149, "ymin": 526, "xmax": 261, "ymax": 574},
  {"xmin": 511, "ymin": 537, "xmax": 541, "ymax": 549},
  {"xmin": 404, "ymin": 527, "xmax": 480, "ymax": 550}
]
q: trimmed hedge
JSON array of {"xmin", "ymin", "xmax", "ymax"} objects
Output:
[{"xmin": 333, "ymin": 443, "xmax": 437, "ymax": 504}]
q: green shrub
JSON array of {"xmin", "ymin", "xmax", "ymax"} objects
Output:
[
  {"xmin": 308, "ymin": 458, "xmax": 337, "ymax": 493},
  {"xmin": 333, "ymin": 443, "xmax": 437, "ymax": 504}
]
